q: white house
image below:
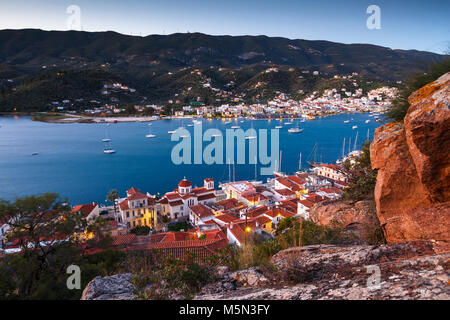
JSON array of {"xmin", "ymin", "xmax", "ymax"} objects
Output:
[{"xmin": 160, "ymin": 178, "xmax": 216, "ymax": 222}]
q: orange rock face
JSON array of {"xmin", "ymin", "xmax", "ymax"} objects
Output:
[{"xmin": 370, "ymin": 72, "xmax": 450, "ymax": 243}]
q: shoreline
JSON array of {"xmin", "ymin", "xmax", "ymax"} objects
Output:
[{"xmin": 0, "ymin": 110, "xmax": 384, "ymax": 124}]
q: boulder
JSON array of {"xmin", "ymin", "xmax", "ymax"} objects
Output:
[
  {"xmin": 309, "ymin": 200, "xmax": 380, "ymax": 243},
  {"xmin": 195, "ymin": 241, "xmax": 450, "ymax": 300},
  {"xmin": 81, "ymin": 273, "xmax": 136, "ymax": 300}
]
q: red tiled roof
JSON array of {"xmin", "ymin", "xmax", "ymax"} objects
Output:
[
  {"xmin": 299, "ymin": 199, "xmax": 314, "ymax": 209},
  {"xmin": 277, "ymin": 178, "xmax": 301, "ymax": 192},
  {"xmin": 71, "ymin": 203, "xmax": 97, "ymax": 218},
  {"xmin": 329, "ymin": 187, "xmax": 344, "ymax": 194},
  {"xmin": 255, "ymin": 216, "xmax": 271, "ymax": 226},
  {"xmin": 197, "ymin": 193, "xmax": 216, "ymax": 201},
  {"xmin": 241, "ymin": 192, "xmax": 268, "ymax": 202},
  {"xmin": 275, "ymin": 189, "xmax": 296, "ymax": 197},
  {"xmin": 278, "ymin": 199, "xmax": 298, "ymax": 213},
  {"xmin": 288, "ymin": 175, "xmax": 306, "ymax": 185},
  {"xmin": 111, "ymin": 234, "xmax": 137, "ymax": 247},
  {"xmin": 306, "ymin": 193, "xmax": 326, "ymax": 203},
  {"xmin": 169, "ymin": 200, "xmax": 183, "ymax": 207},
  {"xmin": 264, "ymin": 207, "xmax": 294, "ymax": 219},
  {"xmin": 192, "ymin": 187, "xmax": 209, "ymax": 195},
  {"xmin": 165, "ymin": 193, "xmax": 181, "ymax": 200},
  {"xmin": 215, "ymin": 198, "xmax": 240, "ymax": 210},
  {"xmin": 214, "ymin": 213, "xmax": 239, "ymax": 224},
  {"xmin": 178, "ymin": 179, "xmax": 192, "ymax": 187},
  {"xmin": 190, "ymin": 204, "xmax": 214, "ymax": 219},
  {"xmin": 244, "ymin": 205, "xmax": 269, "ymax": 218},
  {"xmin": 127, "ymin": 188, "xmax": 140, "ymax": 195},
  {"xmin": 127, "ymin": 191, "xmax": 148, "ymax": 200}
]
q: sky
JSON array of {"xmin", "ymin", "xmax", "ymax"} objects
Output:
[{"xmin": 0, "ymin": 0, "xmax": 449, "ymax": 53}]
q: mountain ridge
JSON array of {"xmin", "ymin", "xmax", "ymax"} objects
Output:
[{"xmin": 0, "ymin": 29, "xmax": 446, "ymax": 111}]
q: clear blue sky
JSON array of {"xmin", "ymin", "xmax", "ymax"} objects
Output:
[{"xmin": 0, "ymin": 0, "xmax": 448, "ymax": 53}]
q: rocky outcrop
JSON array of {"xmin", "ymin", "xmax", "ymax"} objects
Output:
[
  {"xmin": 370, "ymin": 72, "xmax": 450, "ymax": 243},
  {"xmin": 81, "ymin": 273, "xmax": 136, "ymax": 300},
  {"xmin": 309, "ymin": 200, "xmax": 380, "ymax": 243},
  {"xmin": 195, "ymin": 241, "xmax": 449, "ymax": 300}
]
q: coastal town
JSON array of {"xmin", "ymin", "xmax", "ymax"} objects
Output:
[
  {"xmin": 37, "ymin": 71, "xmax": 398, "ymax": 123},
  {"xmin": 0, "ymin": 159, "xmax": 353, "ymax": 261}
]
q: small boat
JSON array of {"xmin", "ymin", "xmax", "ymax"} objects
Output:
[
  {"xmin": 275, "ymin": 126, "xmax": 283, "ymax": 129},
  {"xmin": 245, "ymin": 136, "xmax": 257, "ymax": 140},
  {"xmin": 288, "ymin": 128, "xmax": 303, "ymax": 133},
  {"xmin": 288, "ymin": 121, "xmax": 303, "ymax": 134},
  {"xmin": 284, "ymin": 122, "xmax": 293, "ymax": 125},
  {"xmin": 32, "ymin": 152, "xmax": 39, "ymax": 156},
  {"xmin": 365, "ymin": 120, "xmax": 371, "ymax": 124},
  {"xmin": 300, "ymin": 119, "xmax": 306, "ymax": 123},
  {"xmin": 231, "ymin": 126, "xmax": 241, "ymax": 129},
  {"xmin": 103, "ymin": 140, "xmax": 116, "ymax": 154},
  {"xmin": 344, "ymin": 120, "xmax": 350, "ymax": 124},
  {"xmin": 224, "ymin": 121, "xmax": 232, "ymax": 124},
  {"xmin": 187, "ymin": 124, "xmax": 194, "ymax": 127},
  {"xmin": 180, "ymin": 135, "xmax": 189, "ymax": 138},
  {"xmin": 146, "ymin": 124, "xmax": 156, "ymax": 138},
  {"xmin": 102, "ymin": 124, "xmax": 112, "ymax": 142},
  {"xmin": 352, "ymin": 126, "xmax": 358, "ymax": 130}
]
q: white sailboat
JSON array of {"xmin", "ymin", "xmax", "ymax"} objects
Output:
[
  {"xmin": 344, "ymin": 120, "xmax": 350, "ymax": 124},
  {"xmin": 288, "ymin": 121, "xmax": 303, "ymax": 133},
  {"xmin": 103, "ymin": 141, "xmax": 116, "ymax": 154},
  {"xmin": 352, "ymin": 125, "xmax": 358, "ymax": 130},
  {"xmin": 275, "ymin": 125, "xmax": 283, "ymax": 129},
  {"xmin": 145, "ymin": 123, "xmax": 156, "ymax": 138},
  {"xmin": 102, "ymin": 124, "xmax": 112, "ymax": 142},
  {"xmin": 245, "ymin": 121, "xmax": 257, "ymax": 140}
]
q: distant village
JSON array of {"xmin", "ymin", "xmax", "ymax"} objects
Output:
[
  {"xmin": 45, "ymin": 70, "xmax": 398, "ymax": 122},
  {"xmin": 1, "ymin": 159, "xmax": 357, "ymax": 261}
]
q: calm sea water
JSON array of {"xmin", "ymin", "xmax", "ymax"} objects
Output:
[{"xmin": 0, "ymin": 114, "xmax": 381, "ymax": 205}]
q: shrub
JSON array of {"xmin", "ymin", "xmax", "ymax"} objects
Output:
[
  {"xmin": 343, "ymin": 141, "xmax": 377, "ymax": 201},
  {"xmin": 387, "ymin": 58, "xmax": 450, "ymax": 122}
]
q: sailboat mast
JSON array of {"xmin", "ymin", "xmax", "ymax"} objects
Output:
[
  {"xmin": 342, "ymin": 138, "xmax": 346, "ymax": 159},
  {"xmin": 228, "ymin": 158, "xmax": 231, "ymax": 183},
  {"xmin": 299, "ymin": 152, "xmax": 302, "ymax": 171},
  {"xmin": 314, "ymin": 143, "xmax": 317, "ymax": 163},
  {"xmin": 254, "ymin": 156, "xmax": 257, "ymax": 182},
  {"xmin": 279, "ymin": 151, "xmax": 283, "ymax": 173},
  {"xmin": 233, "ymin": 162, "xmax": 236, "ymax": 182}
]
